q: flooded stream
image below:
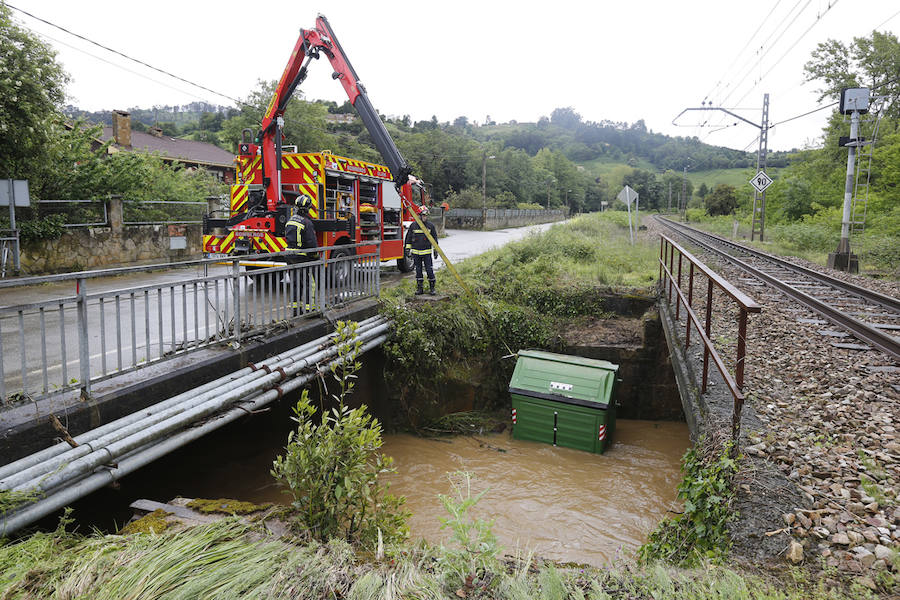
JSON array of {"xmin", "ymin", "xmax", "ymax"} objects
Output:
[
  {"xmin": 380, "ymin": 422, "xmax": 689, "ymax": 565},
  {"xmin": 57, "ymin": 408, "xmax": 689, "ymax": 567}
]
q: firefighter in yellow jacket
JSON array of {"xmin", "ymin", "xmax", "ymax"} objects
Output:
[
  {"xmin": 404, "ymin": 205, "xmax": 438, "ymax": 295},
  {"xmin": 284, "ymin": 195, "xmax": 318, "ymax": 313}
]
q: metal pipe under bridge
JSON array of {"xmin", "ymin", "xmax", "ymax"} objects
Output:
[{"xmin": 0, "ymin": 247, "xmax": 392, "ymax": 534}]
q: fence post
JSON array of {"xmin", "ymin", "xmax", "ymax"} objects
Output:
[
  {"xmin": 703, "ymin": 278, "xmax": 713, "ymax": 393},
  {"xmin": 232, "ymin": 259, "xmax": 241, "ymax": 341},
  {"xmin": 107, "ymin": 195, "xmax": 124, "ymax": 232},
  {"xmin": 736, "ymin": 309, "xmax": 748, "ymax": 389},
  {"xmin": 686, "ymin": 263, "xmax": 694, "ymax": 346},
  {"xmin": 76, "ymin": 277, "xmax": 91, "ymax": 398}
]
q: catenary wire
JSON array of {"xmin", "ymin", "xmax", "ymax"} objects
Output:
[
  {"xmin": 6, "ymin": 3, "xmax": 245, "ymax": 106},
  {"xmin": 718, "ymin": 0, "xmax": 814, "ymax": 108},
  {"xmin": 732, "ymin": 0, "xmax": 841, "ymax": 109},
  {"xmin": 703, "ymin": 0, "xmax": 786, "ymax": 105},
  {"xmin": 712, "ymin": 0, "xmax": 808, "ymax": 109}
]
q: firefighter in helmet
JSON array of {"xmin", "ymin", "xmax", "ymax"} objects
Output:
[
  {"xmin": 404, "ymin": 204, "xmax": 439, "ymax": 295},
  {"xmin": 284, "ymin": 194, "xmax": 318, "ymax": 313}
]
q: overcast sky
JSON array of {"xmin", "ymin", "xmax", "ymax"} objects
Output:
[{"xmin": 8, "ymin": 0, "xmax": 900, "ymax": 153}]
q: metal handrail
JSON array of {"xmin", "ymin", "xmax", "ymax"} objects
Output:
[
  {"xmin": 658, "ymin": 234, "xmax": 761, "ymax": 448},
  {"xmin": 36, "ymin": 200, "xmax": 108, "ymax": 228},
  {"xmin": 0, "ymin": 241, "xmax": 381, "ymax": 403},
  {"xmin": 123, "ymin": 199, "xmax": 209, "ymax": 225}
]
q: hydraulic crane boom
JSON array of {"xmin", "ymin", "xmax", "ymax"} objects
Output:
[{"xmin": 259, "ymin": 14, "xmax": 413, "ymax": 212}]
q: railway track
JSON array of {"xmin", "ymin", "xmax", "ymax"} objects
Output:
[{"xmin": 654, "ymin": 216, "xmax": 900, "ymax": 362}]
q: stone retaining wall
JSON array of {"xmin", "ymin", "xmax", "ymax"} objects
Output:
[
  {"xmin": 20, "ymin": 224, "xmax": 203, "ymax": 274},
  {"xmin": 442, "ymin": 208, "xmax": 568, "ymax": 230}
]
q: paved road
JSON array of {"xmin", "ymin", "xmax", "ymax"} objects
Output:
[
  {"xmin": 436, "ymin": 222, "xmax": 559, "ymax": 265},
  {"xmin": 0, "ymin": 221, "xmax": 564, "ymax": 398}
]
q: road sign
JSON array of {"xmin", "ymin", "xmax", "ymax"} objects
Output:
[
  {"xmin": 749, "ymin": 171, "xmax": 773, "ymax": 194},
  {"xmin": 0, "ymin": 180, "xmax": 30, "ymax": 207},
  {"xmin": 617, "ymin": 185, "xmax": 638, "ymax": 206}
]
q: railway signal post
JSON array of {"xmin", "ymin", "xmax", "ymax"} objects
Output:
[{"xmin": 828, "ymin": 87, "xmax": 869, "ymax": 274}]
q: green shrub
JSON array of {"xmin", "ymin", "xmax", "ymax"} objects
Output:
[
  {"xmin": 271, "ymin": 321, "xmax": 409, "ymax": 545},
  {"xmin": 768, "ymin": 222, "xmax": 835, "ymax": 253},
  {"xmin": 638, "ymin": 441, "xmax": 737, "ymax": 566},
  {"xmin": 858, "ymin": 234, "xmax": 900, "ymax": 274},
  {"xmin": 2, "ymin": 214, "xmax": 66, "ymax": 242},
  {"xmin": 437, "ymin": 471, "xmax": 501, "ymax": 592}
]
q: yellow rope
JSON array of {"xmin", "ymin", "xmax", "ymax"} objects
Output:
[{"xmin": 404, "ymin": 202, "xmax": 515, "ymax": 357}]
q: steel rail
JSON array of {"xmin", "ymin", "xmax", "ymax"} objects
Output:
[
  {"xmin": 655, "ymin": 217, "xmax": 900, "ymax": 360},
  {"xmin": 658, "ymin": 217, "xmax": 900, "ymax": 312}
]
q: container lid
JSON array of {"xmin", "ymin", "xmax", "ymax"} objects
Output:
[{"xmin": 508, "ymin": 350, "xmax": 618, "ymax": 408}]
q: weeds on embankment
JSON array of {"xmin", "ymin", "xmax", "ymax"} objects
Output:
[
  {"xmin": 682, "ymin": 209, "xmax": 900, "ymax": 277},
  {"xmin": 0, "ymin": 515, "xmax": 874, "ymax": 599},
  {"xmin": 381, "ymin": 212, "xmax": 659, "ymax": 419}
]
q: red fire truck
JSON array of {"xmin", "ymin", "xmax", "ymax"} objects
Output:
[{"xmin": 202, "ymin": 14, "xmax": 426, "ymax": 272}]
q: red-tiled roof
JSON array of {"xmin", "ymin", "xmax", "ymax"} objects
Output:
[{"xmin": 100, "ymin": 127, "xmax": 235, "ymax": 168}]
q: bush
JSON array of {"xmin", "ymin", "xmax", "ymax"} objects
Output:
[
  {"xmin": 705, "ymin": 184, "xmax": 738, "ymax": 216},
  {"xmin": 437, "ymin": 471, "xmax": 501, "ymax": 592},
  {"xmin": 768, "ymin": 222, "xmax": 835, "ymax": 253},
  {"xmin": 6, "ymin": 214, "xmax": 66, "ymax": 242},
  {"xmin": 271, "ymin": 321, "xmax": 409, "ymax": 545},
  {"xmin": 858, "ymin": 234, "xmax": 900, "ymax": 275},
  {"xmin": 639, "ymin": 441, "xmax": 737, "ymax": 566}
]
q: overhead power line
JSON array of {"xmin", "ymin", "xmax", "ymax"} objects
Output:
[
  {"xmin": 6, "ymin": 3, "xmax": 244, "ymax": 107},
  {"xmin": 719, "ymin": 0, "xmax": 814, "ymax": 107},
  {"xmin": 702, "ymin": 0, "xmax": 785, "ymax": 105},
  {"xmin": 875, "ymin": 7, "xmax": 900, "ymax": 30},
  {"xmin": 732, "ymin": 0, "xmax": 841, "ymax": 108},
  {"xmin": 31, "ymin": 28, "xmax": 214, "ymax": 105}
]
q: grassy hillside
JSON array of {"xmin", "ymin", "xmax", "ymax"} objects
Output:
[{"xmin": 685, "ymin": 168, "xmax": 782, "ymax": 191}]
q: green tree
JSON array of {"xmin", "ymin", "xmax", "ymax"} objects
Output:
[
  {"xmin": 705, "ymin": 184, "xmax": 738, "ymax": 216},
  {"xmin": 697, "ymin": 182, "xmax": 709, "ymax": 198},
  {"xmin": 199, "ymin": 111, "xmax": 224, "ymax": 132},
  {"xmin": 220, "ymin": 80, "xmax": 335, "ymax": 155},
  {"xmin": 0, "ymin": 4, "xmax": 69, "ymax": 181},
  {"xmin": 804, "ymin": 30, "xmax": 900, "ymax": 118},
  {"xmin": 550, "ymin": 106, "xmax": 582, "ymax": 130},
  {"xmin": 622, "ymin": 169, "xmax": 663, "ymax": 210}
]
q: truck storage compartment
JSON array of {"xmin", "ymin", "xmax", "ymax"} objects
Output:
[{"xmin": 509, "ymin": 350, "xmax": 619, "ymax": 454}]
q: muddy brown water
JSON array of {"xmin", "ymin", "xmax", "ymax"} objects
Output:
[{"xmin": 52, "ymin": 407, "xmax": 688, "ymax": 567}]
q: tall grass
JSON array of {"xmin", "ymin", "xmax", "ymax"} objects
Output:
[
  {"xmin": 0, "ymin": 517, "xmax": 866, "ymax": 598},
  {"xmin": 457, "ymin": 212, "xmax": 659, "ymax": 291}
]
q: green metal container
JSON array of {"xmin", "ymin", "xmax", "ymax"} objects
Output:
[{"xmin": 509, "ymin": 350, "xmax": 619, "ymax": 454}]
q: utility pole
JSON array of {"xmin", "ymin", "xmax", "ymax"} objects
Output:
[
  {"xmin": 667, "ymin": 181, "xmax": 672, "ymax": 213},
  {"xmin": 828, "ymin": 88, "xmax": 869, "ymax": 273},
  {"xmin": 681, "ymin": 166, "xmax": 688, "ymax": 218},
  {"xmin": 750, "ymin": 93, "xmax": 770, "ymax": 241},
  {"xmin": 672, "ymin": 95, "xmax": 771, "ymax": 232},
  {"xmin": 482, "ymin": 151, "xmax": 487, "ymax": 231},
  {"xmin": 481, "ymin": 151, "xmax": 495, "ymax": 230}
]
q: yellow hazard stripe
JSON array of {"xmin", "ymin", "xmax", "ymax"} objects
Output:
[
  {"xmin": 263, "ymin": 233, "xmax": 286, "ymax": 253},
  {"xmin": 240, "ymin": 156, "xmax": 260, "ymax": 182},
  {"xmin": 231, "ymin": 185, "xmax": 248, "ymax": 212}
]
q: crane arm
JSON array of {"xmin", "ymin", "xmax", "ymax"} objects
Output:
[{"xmin": 259, "ymin": 14, "xmax": 413, "ymax": 210}]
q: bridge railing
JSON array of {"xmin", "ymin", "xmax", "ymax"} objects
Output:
[
  {"xmin": 658, "ymin": 234, "xmax": 761, "ymax": 447},
  {"xmin": 0, "ymin": 242, "xmax": 380, "ymax": 403}
]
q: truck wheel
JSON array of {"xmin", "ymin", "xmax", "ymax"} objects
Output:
[
  {"xmin": 330, "ymin": 246, "xmax": 355, "ymax": 286},
  {"xmin": 396, "ymin": 254, "xmax": 414, "ymax": 273}
]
